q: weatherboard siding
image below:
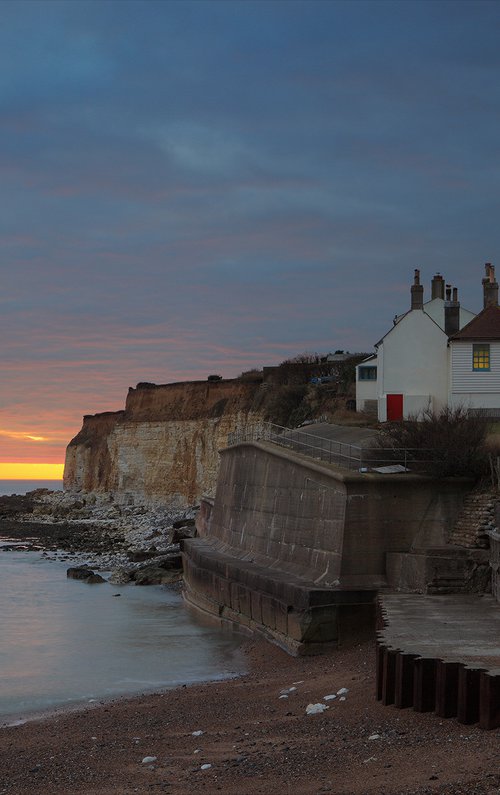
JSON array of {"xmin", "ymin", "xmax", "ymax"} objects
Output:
[{"xmin": 450, "ymin": 341, "xmax": 500, "ymax": 409}]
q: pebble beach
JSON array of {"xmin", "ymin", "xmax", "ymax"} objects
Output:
[{"xmin": 1, "ymin": 639, "xmax": 499, "ymax": 795}]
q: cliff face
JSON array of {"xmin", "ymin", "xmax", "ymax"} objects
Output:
[{"xmin": 64, "ymin": 380, "xmax": 263, "ymax": 506}]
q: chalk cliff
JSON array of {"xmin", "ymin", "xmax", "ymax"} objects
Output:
[{"xmin": 64, "ymin": 380, "xmax": 263, "ymax": 506}]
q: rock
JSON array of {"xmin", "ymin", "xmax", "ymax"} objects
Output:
[
  {"xmin": 133, "ymin": 566, "xmax": 183, "ymax": 586},
  {"xmin": 172, "ymin": 525, "xmax": 197, "ymax": 543},
  {"xmin": 172, "ymin": 517, "xmax": 196, "ymax": 529},
  {"xmin": 141, "ymin": 756, "xmax": 157, "ymax": 764},
  {"xmin": 85, "ymin": 573, "xmax": 106, "ymax": 584},
  {"xmin": 108, "ymin": 568, "xmax": 133, "ymax": 584},
  {"xmin": 127, "ymin": 549, "xmax": 159, "ymax": 562},
  {"xmin": 200, "ymin": 763, "xmax": 212, "ymax": 770},
  {"xmin": 155, "ymin": 553, "xmax": 183, "ymax": 570},
  {"xmin": 66, "ymin": 567, "xmax": 94, "ymax": 580},
  {"xmin": 306, "ymin": 703, "xmax": 328, "ymax": 715},
  {"xmin": 192, "ymin": 730, "xmax": 204, "ymax": 737},
  {"xmin": 66, "ymin": 567, "xmax": 105, "ymax": 583}
]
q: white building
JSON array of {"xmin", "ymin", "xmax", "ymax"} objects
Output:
[{"xmin": 356, "ymin": 266, "xmax": 500, "ymax": 421}]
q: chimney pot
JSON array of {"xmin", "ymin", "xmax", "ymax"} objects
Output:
[{"xmin": 431, "ymin": 272, "xmax": 445, "ymax": 300}]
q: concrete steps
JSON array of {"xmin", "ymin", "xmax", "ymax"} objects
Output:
[
  {"xmin": 386, "ymin": 489, "xmax": 498, "ymax": 594},
  {"xmin": 386, "ymin": 546, "xmax": 491, "ymax": 594}
]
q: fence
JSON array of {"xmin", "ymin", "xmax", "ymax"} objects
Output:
[{"xmin": 227, "ymin": 422, "xmax": 435, "ymax": 473}]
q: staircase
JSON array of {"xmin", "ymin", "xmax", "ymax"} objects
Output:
[
  {"xmin": 449, "ymin": 489, "xmax": 497, "ymax": 549},
  {"xmin": 386, "ymin": 489, "xmax": 497, "ymax": 595}
]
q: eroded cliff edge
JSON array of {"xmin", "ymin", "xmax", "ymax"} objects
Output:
[{"xmin": 64, "ymin": 379, "xmax": 263, "ymax": 506}]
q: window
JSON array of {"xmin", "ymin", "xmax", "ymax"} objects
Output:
[
  {"xmin": 358, "ymin": 366, "xmax": 377, "ymax": 381},
  {"xmin": 473, "ymin": 344, "xmax": 490, "ymax": 371}
]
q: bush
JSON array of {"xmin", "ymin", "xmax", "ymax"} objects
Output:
[
  {"xmin": 370, "ymin": 406, "xmax": 490, "ymax": 478},
  {"xmin": 262, "ymin": 385, "xmax": 310, "ymax": 427}
]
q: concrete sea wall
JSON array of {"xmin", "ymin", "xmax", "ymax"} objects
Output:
[{"xmin": 182, "ymin": 441, "xmax": 472, "ymax": 653}]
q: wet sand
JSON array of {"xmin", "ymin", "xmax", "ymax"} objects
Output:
[{"xmin": 1, "ymin": 638, "xmax": 499, "ymax": 795}]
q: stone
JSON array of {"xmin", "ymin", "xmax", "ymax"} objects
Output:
[
  {"xmin": 133, "ymin": 567, "xmax": 182, "ymax": 586},
  {"xmin": 108, "ymin": 568, "xmax": 133, "ymax": 584},
  {"xmin": 172, "ymin": 525, "xmax": 197, "ymax": 543},
  {"xmin": 306, "ymin": 703, "xmax": 328, "ymax": 715},
  {"xmin": 66, "ymin": 567, "xmax": 105, "ymax": 583}
]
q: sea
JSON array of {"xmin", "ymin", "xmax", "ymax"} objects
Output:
[
  {"xmin": 0, "ymin": 479, "xmax": 64, "ymax": 497},
  {"xmin": 0, "ymin": 480, "xmax": 246, "ymax": 724}
]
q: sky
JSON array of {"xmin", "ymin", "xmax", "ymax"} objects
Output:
[{"xmin": 2, "ymin": 0, "xmax": 500, "ymax": 476}]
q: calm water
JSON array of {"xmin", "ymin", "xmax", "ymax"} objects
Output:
[
  {"xmin": 0, "ymin": 550, "xmax": 245, "ymax": 724},
  {"xmin": 0, "ymin": 479, "xmax": 63, "ymax": 497}
]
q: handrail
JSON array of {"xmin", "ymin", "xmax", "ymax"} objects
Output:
[{"xmin": 227, "ymin": 422, "xmax": 436, "ymax": 472}]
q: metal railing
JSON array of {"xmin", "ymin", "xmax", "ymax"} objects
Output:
[{"xmin": 228, "ymin": 422, "xmax": 436, "ymax": 473}]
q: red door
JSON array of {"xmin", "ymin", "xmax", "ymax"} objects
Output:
[{"xmin": 387, "ymin": 394, "xmax": 403, "ymax": 421}]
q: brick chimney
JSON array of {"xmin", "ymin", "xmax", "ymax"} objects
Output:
[
  {"xmin": 445, "ymin": 284, "xmax": 460, "ymax": 336},
  {"xmin": 411, "ymin": 268, "xmax": 424, "ymax": 310},
  {"xmin": 431, "ymin": 272, "xmax": 445, "ymax": 300},
  {"xmin": 483, "ymin": 262, "xmax": 499, "ymax": 308}
]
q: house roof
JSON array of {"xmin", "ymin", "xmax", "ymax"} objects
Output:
[{"xmin": 450, "ymin": 305, "xmax": 500, "ymax": 341}]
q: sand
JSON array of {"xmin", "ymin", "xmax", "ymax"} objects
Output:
[{"xmin": 0, "ymin": 638, "xmax": 499, "ymax": 795}]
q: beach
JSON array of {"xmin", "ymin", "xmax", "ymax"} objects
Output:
[
  {"xmin": 1, "ymin": 491, "xmax": 499, "ymax": 794},
  {"xmin": 1, "ymin": 637, "xmax": 499, "ymax": 795}
]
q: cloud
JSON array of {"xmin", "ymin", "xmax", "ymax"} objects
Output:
[{"xmin": 1, "ymin": 0, "xmax": 500, "ymax": 465}]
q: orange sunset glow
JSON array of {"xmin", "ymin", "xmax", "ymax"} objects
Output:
[{"xmin": 0, "ymin": 463, "xmax": 64, "ymax": 480}]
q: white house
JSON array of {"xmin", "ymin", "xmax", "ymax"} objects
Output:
[{"xmin": 355, "ymin": 267, "xmax": 496, "ymax": 421}]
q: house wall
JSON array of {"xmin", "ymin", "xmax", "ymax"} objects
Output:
[
  {"xmin": 450, "ymin": 341, "xmax": 500, "ymax": 408},
  {"xmin": 423, "ymin": 298, "xmax": 475, "ymax": 330},
  {"xmin": 376, "ymin": 311, "xmax": 448, "ymax": 421}
]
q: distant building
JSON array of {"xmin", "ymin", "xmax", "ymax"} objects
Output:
[{"xmin": 356, "ymin": 265, "xmax": 500, "ymax": 421}]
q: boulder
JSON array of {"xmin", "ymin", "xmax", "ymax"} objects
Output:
[
  {"xmin": 172, "ymin": 517, "xmax": 196, "ymax": 529},
  {"xmin": 172, "ymin": 525, "xmax": 197, "ymax": 543},
  {"xmin": 108, "ymin": 568, "xmax": 134, "ymax": 584},
  {"xmin": 66, "ymin": 567, "xmax": 106, "ymax": 584},
  {"xmin": 133, "ymin": 567, "xmax": 183, "ymax": 586},
  {"xmin": 126, "ymin": 549, "xmax": 159, "ymax": 562}
]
